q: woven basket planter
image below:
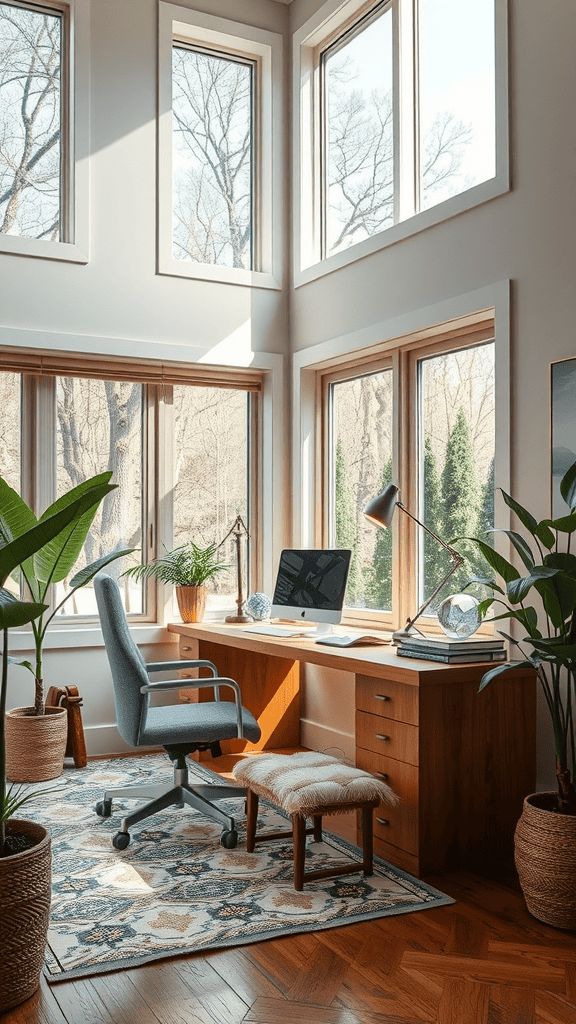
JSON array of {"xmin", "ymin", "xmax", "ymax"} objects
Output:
[
  {"xmin": 514, "ymin": 792, "xmax": 576, "ymax": 930},
  {"xmin": 0, "ymin": 820, "xmax": 52, "ymax": 1012},
  {"xmin": 5, "ymin": 705, "xmax": 68, "ymax": 782},
  {"xmin": 176, "ymin": 585, "xmax": 207, "ymax": 623}
]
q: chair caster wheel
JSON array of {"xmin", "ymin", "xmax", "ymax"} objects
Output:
[
  {"xmin": 95, "ymin": 799, "xmax": 112, "ymax": 818},
  {"xmin": 220, "ymin": 829, "xmax": 238, "ymax": 849},
  {"xmin": 112, "ymin": 831, "xmax": 130, "ymax": 850}
]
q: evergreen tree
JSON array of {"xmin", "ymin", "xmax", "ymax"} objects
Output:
[
  {"xmin": 334, "ymin": 440, "xmax": 361, "ymax": 604},
  {"xmin": 440, "ymin": 408, "xmax": 480, "ymax": 596},
  {"xmin": 477, "ymin": 456, "xmax": 495, "ymax": 546},
  {"xmin": 365, "ymin": 457, "xmax": 393, "ymax": 609},
  {"xmin": 423, "ymin": 437, "xmax": 442, "ymax": 598}
]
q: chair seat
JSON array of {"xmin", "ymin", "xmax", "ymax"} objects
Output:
[{"xmin": 141, "ymin": 701, "xmax": 261, "ymax": 746}]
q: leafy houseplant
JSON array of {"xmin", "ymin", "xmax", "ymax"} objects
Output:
[
  {"xmin": 123, "ymin": 540, "xmax": 229, "ymax": 623},
  {"xmin": 0, "ymin": 489, "xmax": 117, "ymax": 1011},
  {"xmin": 0, "ymin": 473, "xmax": 132, "ymax": 782},
  {"xmin": 461, "ymin": 458, "xmax": 576, "ymax": 928}
]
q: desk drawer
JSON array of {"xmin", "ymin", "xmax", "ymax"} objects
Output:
[
  {"xmin": 356, "ymin": 710, "xmax": 419, "ymax": 766},
  {"xmin": 356, "ymin": 748, "xmax": 418, "ymax": 855},
  {"xmin": 356, "ymin": 675, "xmax": 418, "ymax": 725}
]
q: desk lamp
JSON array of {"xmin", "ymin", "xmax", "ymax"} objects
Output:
[{"xmin": 364, "ymin": 483, "xmax": 463, "ymax": 645}]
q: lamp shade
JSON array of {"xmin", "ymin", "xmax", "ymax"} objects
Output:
[{"xmin": 363, "ymin": 483, "xmax": 400, "ymax": 528}]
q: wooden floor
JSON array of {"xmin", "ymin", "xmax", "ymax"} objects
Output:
[{"xmin": 5, "ymin": 756, "xmax": 576, "ymax": 1024}]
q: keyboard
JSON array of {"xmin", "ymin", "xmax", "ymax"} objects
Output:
[{"xmin": 242, "ymin": 625, "xmax": 309, "ymax": 637}]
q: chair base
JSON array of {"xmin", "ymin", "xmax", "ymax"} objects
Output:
[{"xmin": 96, "ymin": 760, "xmax": 245, "ymax": 848}]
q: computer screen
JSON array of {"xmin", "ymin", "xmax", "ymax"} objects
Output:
[{"xmin": 270, "ymin": 549, "xmax": 351, "ymax": 628}]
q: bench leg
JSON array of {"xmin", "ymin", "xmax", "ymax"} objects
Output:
[
  {"xmin": 360, "ymin": 804, "xmax": 374, "ymax": 876},
  {"xmin": 313, "ymin": 815, "xmax": 322, "ymax": 842},
  {"xmin": 246, "ymin": 789, "xmax": 258, "ymax": 853},
  {"xmin": 293, "ymin": 814, "xmax": 306, "ymax": 891}
]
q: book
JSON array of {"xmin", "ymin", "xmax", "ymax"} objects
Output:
[
  {"xmin": 397, "ymin": 647, "xmax": 507, "ymax": 664},
  {"xmin": 314, "ymin": 633, "xmax": 391, "ymax": 647},
  {"xmin": 400, "ymin": 635, "xmax": 505, "ymax": 653}
]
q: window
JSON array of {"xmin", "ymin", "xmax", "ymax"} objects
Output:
[
  {"xmin": 1, "ymin": 355, "xmax": 260, "ymax": 624},
  {"xmin": 295, "ymin": 0, "xmax": 507, "ymax": 281},
  {"xmin": 0, "ymin": 0, "xmax": 88, "ymax": 261},
  {"xmin": 322, "ymin": 319, "xmax": 495, "ymax": 631},
  {"xmin": 158, "ymin": 3, "xmax": 282, "ymax": 289}
]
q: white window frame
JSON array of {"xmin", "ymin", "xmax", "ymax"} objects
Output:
[
  {"xmin": 0, "ymin": 0, "xmax": 89, "ymax": 263},
  {"xmin": 157, "ymin": 3, "xmax": 282, "ymax": 290},
  {"xmin": 293, "ymin": 0, "xmax": 509, "ymax": 288},
  {"xmin": 292, "ymin": 281, "xmax": 512, "ymax": 631}
]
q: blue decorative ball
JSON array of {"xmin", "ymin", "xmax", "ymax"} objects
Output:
[
  {"xmin": 437, "ymin": 593, "xmax": 481, "ymax": 639},
  {"xmin": 246, "ymin": 592, "xmax": 272, "ymax": 621}
]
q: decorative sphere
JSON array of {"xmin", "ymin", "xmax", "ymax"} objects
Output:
[
  {"xmin": 246, "ymin": 592, "xmax": 272, "ymax": 621},
  {"xmin": 437, "ymin": 593, "xmax": 481, "ymax": 639}
]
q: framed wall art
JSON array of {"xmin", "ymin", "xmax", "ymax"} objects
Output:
[{"xmin": 551, "ymin": 357, "xmax": 576, "ymax": 516}]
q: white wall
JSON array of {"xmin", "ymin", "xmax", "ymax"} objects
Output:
[
  {"xmin": 288, "ymin": 0, "xmax": 576, "ymax": 792},
  {"xmin": 0, "ymin": 0, "xmax": 290, "ymax": 755}
]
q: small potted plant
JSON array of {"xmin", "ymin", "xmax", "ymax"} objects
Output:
[
  {"xmin": 123, "ymin": 540, "xmax": 229, "ymax": 622},
  {"xmin": 462, "ymin": 458, "xmax": 576, "ymax": 929},
  {"xmin": 0, "ymin": 473, "xmax": 132, "ymax": 783},
  {"xmin": 0, "ymin": 489, "xmax": 114, "ymax": 1011}
]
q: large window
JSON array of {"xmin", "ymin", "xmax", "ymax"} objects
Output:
[
  {"xmin": 324, "ymin": 324, "xmax": 495, "ymax": 631},
  {"xmin": 295, "ymin": 0, "xmax": 506, "ymax": 280},
  {"xmin": 1, "ymin": 358, "xmax": 259, "ymax": 624}
]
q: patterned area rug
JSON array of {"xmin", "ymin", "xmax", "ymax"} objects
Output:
[{"xmin": 21, "ymin": 754, "xmax": 453, "ymax": 981}]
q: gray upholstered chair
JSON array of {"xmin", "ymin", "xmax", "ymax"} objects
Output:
[{"xmin": 93, "ymin": 573, "xmax": 261, "ymax": 851}]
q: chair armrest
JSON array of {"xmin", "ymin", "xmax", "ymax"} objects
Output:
[
  {"xmin": 140, "ymin": 677, "xmax": 245, "ymax": 738},
  {"xmin": 145, "ymin": 659, "xmax": 217, "ymax": 676}
]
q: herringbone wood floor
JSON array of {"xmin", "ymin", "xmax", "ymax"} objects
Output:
[{"xmin": 5, "ymin": 755, "xmax": 576, "ymax": 1024}]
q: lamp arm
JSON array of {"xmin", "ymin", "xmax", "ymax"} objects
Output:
[{"xmin": 395, "ymin": 502, "xmax": 464, "ymax": 631}]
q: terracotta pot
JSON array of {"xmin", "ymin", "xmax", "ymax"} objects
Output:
[
  {"xmin": 5, "ymin": 705, "xmax": 68, "ymax": 782},
  {"xmin": 0, "ymin": 820, "xmax": 52, "ymax": 1012},
  {"xmin": 176, "ymin": 585, "xmax": 207, "ymax": 623},
  {"xmin": 514, "ymin": 792, "xmax": 576, "ymax": 930}
]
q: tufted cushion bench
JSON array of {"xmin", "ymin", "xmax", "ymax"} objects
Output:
[{"xmin": 234, "ymin": 751, "xmax": 398, "ymax": 891}]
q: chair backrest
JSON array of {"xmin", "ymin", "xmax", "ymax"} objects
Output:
[{"xmin": 94, "ymin": 573, "xmax": 150, "ymax": 747}]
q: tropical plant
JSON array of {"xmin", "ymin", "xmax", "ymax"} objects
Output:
[
  {"xmin": 0, "ymin": 473, "xmax": 132, "ymax": 717},
  {"xmin": 0, "ymin": 487, "xmax": 121, "ymax": 854},
  {"xmin": 122, "ymin": 540, "xmax": 229, "ymax": 589},
  {"xmin": 460, "ymin": 458, "xmax": 576, "ymax": 816}
]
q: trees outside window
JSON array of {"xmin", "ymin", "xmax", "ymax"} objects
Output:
[
  {"xmin": 0, "ymin": 1, "xmax": 63, "ymax": 240},
  {"xmin": 329, "ymin": 337, "xmax": 495, "ymax": 627},
  {"xmin": 172, "ymin": 44, "xmax": 253, "ymax": 269}
]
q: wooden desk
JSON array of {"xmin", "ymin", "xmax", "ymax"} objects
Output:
[{"xmin": 168, "ymin": 622, "xmax": 536, "ymax": 876}]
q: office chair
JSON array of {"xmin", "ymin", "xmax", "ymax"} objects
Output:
[{"xmin": 93, "ymin": 573, "xmax": 261, "ymax": 850}]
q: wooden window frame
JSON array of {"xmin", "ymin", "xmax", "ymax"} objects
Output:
[
  {"xmin": 1, "ymin": 348, "xmax": 262, "ymax": 628},
  {"xmin": 318, "ymin": 312, "xmax": 496, "ymax": 634}
]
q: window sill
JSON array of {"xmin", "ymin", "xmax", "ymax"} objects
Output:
[
  {"xmin": 157, "ymin": 257, "xmax": 281, "ymax": 291},
  {"xmin": 9, "ymin": 623, "xmax": 176, "ymax": 653},
  {"xmin": 295, "ymin": 176, "xmax": 509, "ymax": 289},
  {"xmin": 0, "ymin": 235, "xmax": 88, "ymax": 264}
]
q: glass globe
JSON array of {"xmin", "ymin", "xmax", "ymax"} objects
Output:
[
  {"xmin": 437, "ymin": 593, "xmax": 481, "ymax": 639},
  {"xmin": 246, "ymin": 592, "xmax": 272, "ymax": 621}
]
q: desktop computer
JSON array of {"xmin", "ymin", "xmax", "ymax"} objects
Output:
[{"xmin": 245, "ymin": 549, "xmax": 351, "ymax": 639}]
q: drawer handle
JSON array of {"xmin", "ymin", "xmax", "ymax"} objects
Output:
[
  {"xmin": 375, "ymin": 694, "xmax": 391, "ymax": 701},
  {"xmin": 376, "ymin": 772, "xmax": 389, "ymax": 781},
  {"xmin": 376, "ymin": 817, "xmax": 390, "ymax": 827},
  {"xmin": 182, "ymin": 646, "xmax": 192, "ymax": 652},
  {"xmin": 375, "ymin": 734, "xmax": 391, "ymax": 742}
]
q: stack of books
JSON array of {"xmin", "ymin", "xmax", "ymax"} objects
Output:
[{"xmin": 396, "ymin": 634, "xmax": 507, "ymax": 664}]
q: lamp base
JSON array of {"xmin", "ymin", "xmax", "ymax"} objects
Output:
[
  {"xmin": 391, "ymin": 627, "xmax": 426, "ymax": 647},
  {"xmin": 225, "ymin": 614, "xmax": 252, "ymax": 624}
]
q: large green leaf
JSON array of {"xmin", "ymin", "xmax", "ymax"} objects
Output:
[
  {"xmin": 0, "ymin": 589, "xmax": 47, "ymax": 629},
  {"xmin": 529, "ymin": 637, "xmax": 576, "ymax": 663},
  {"xmin": 540, "ymin": 510, "xmax": 576, "ymax": 534},
  {"xmin": 0, "ymin": 493, "xmax": 105, "ymax": 586},
  {"xmin": 507, "ymin": 566, "xmax": 559, "ymax": 605},
  {"xmin": 489, "ymin": 529, "xmax": 535, "ymax": 571},
  {"xmin": 478, "ymin": 659, "xmax": 537, "ymax": 692},
  {"xmin": 33, "ymin": 480, "xmax": 116, "ymax": 584},
  {"xmin": 500, "ymin": 489, "xmax": 555, "ymax": 548},
  {"xmin": 69, "ymin": 549, "xmax": 134, "ymax": 589},
  {"xmin": 0, "ymin": 478, "xmax": 37, "ymax": 550},
  {"xmin": 467, "ymin": 537, "xmax": 520, "ymax": 585},
  {"xmin": 560, "ymin": 460, "xmax": 576, "ymax": 511}
]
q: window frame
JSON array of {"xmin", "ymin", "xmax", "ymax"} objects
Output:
[
  {"xmin": 0, "ymin": 0, "xmax": 89, "ymax": 263},
  {"xmin": 157, "ymin": 2, "xmax": 282, "ymax": 290},
  {"xmin": 1, "ymin": 349, "xmax": 263, "ymax": 632},
  {"xmin": 293, "ymin": 0, "xmax": 509, "ymax": 287}
]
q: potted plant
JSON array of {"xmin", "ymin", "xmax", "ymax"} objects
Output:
[
  {"xmin": 0, "ymin": 490, "xmax": 116, "ymax": 1012},
  {"xmin": 462, "ymin": 458, "xmax": 576, "ymax": 929},
  {"xmin": 123, "ymin": 540, "xmax": 229, "ymax": 622},
  {"xmin": 0, "ymin": 473, "xmax": 132, "ymax": 783}
]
